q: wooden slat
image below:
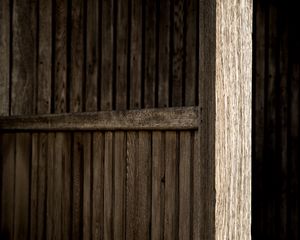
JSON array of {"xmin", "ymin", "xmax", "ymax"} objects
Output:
[
  {"xmin": 130, "ymin": 0, "xmax": 142, "ymax": 109},
  {"xmin": 83, "ymin": 133, "xmax": 92, "ymax": 240},
  {"xmin": 46, "ymin": 133, "xmax": 55, "ymax": 240},
  {"xmin": 125, "ymin": 131, "xmax": 138, "ymax": 239},
  {"xmin": 172, "ymin": 0, "xmax": 184, "ymax": 107},
  {"xmin": 0, "ymin": 134, "xmax": 15, "ymax": 240},
  {"xmin": 30, "ymin": 133, "xmax": 38, "ymax": 240},
  {"xmin": 37, "ymin": 0, "xmax": 52, "ymax": 114},
  {"xmin": 179, "ymin": 131, "xmax": 191, "ymax": 239},
  {"xmin": 72, "ymin": 133, "xmax": 83, "ymax": 240},
  {"xmin": 151, "ymin": 131, "xmax": 165, "ymax": 240},
  {"xmin": 54, "ymin": 0, "xmax": 68, "ymax": 113},
  {"xmin": 11, "ymin": 0, "xmax": 36, "ymax": 115},
  {"xmin": 104, "ymin": 132, "xmax": 113, "ymax": 239},
  {"xmin": 61, "ymin": 133, "xmax": 72, "ymax": 240},
  {"xmin": 116, "ymin": 0, "xmax": 129, "ymax": 110},
  {"xmin": 92, "ymin": 132, "xmax": 104, "ymax": 240},
  {"xmin": 158, "ymin": 0, "xmax": 170, "ymax": 108},
  {"xmin": 0, "ymin": 107, "xmax": 198, "ymax": 131},
  {"xmin": 101, "ymin": 0, "xmax": 114, "ymax": 111},
  {"xmin": 136, "ymin": 131, "xmax": 151, "ymax": 239},
  {"xmin": 37, "ymin": 133, "xmax": 47, "ymax": 240},
  {"xmin": 185, "ymin": 0, "xmax": 197, "ymax": 106},
  {"xmin": 14, "ymin": 133, "xmax": 31, "ymax": 240},
  {"xmin": 164, "ymin": 131, "xmax": 178, "ymax": 240},
  {"xmin": 144, "ymin": 0, "xmax": 156, "ymax": 108},
  {"xmin": 85, "ymin": 0, "xmax": 99, "ymax": 112},
  {"xmin": 192, "ymin": 131, "xmax": 200, "ymax": 239},
  {"xmin": 0, "ymin": 0, "xmax": 10, "ymax": 116},
  {"xmin": 70, "ymin": 0, "xmax": 84, "ymax": 113},
  {"xmin": 113, "ymin": 131, "xmax": 126, "ymax": 239}
]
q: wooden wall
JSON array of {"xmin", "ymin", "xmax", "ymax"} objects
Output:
[
  {"xmin": 253, "ymin": 0, "xmax": 300, "ymax": 238},
  {"xmin": 0, "ymin": 0, "xmax": 200, "ymax": 239},
  {"xmin": 0, "ymin": 0, "xmax": 199, "ymax": 117}
]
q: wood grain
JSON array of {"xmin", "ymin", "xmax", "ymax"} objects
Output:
[
  {"xmin": 37, "ymin": 0, "xmax": 52, "ymax": 114},
  {"xmin": 92, "ymin": 132, "xmax": 104, "ymax": 240},
  {"xmin": 86, "ymin": 0, "xmax": 99, "ymax": 112},
  {"xmin": 11, "ymin": 0, "xmax": 36, "ymax": 115},
  {"xmin": 54, "ymin": 0, "xmax": 68, "ymax": 113},
  {"xmin": 0, "ymin": 134, "xmax": 15, "ymax": 240},
  {"xmin": 0, "ymin": 0, "xmax": 10, "ymax": 115},
  {"xmin": 0, "ymin": 107, "xmax": 198, "ymax": 131},
  {"xmin": 14, "ymin": 133, "xmax": 31, "ymax": 240}
]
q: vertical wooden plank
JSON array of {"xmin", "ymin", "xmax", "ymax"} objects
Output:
[
  {"xmin": 266, "ymin": 4, "xmax": 278, "ymax": 237},
  {"xmin": 11, "ymin": 0, "xmax": 36, "ymax": 115},
  {"xmin": 72, "ymin": 132, "xmax": 83, "ymax": 240},
  {"xmin": 289, "ymin": 63, "xmax": 299, "ymax": 240},
  {"xmin": 192, "ymin": 131, "xmax": 200, "ymax": 239},
  {"xmin": 46, "ymin": 133, "xmax": 55, "ymax": 240},
  {"xmin": 92, "ymin": 132, "xmax": 104, "ymax": 240},
  {"xmin": 113, "ymin": 131, "xmax": 126, "ymax": 239},
  {"xmin": 253, "ymin": 0, "xmax": 265, "ymax": 237},
  {"xmin": 179, "ymin": 131, "xmax": 191, "ymax": 239},
  {"xmin": 86, "ymin": 0, "xmax": 99, "ymax": 112},
  {"xmin": 14, "ymin": 133, "xmax": 31, "ymax": 240},
  {"xmin": 158, "ymin": 0, "xmax": 170, "ymax": 108},
  {"xmin": 61, "ymin": 133, "xmax": 72, "ymax": 240},
  {"xmin": 38, "ymin": 0, "xmax": 52, "ymax": 114},
  {"xmin": 52, "ymin": 133, "xmax": 64, "ymax": 240},
  {"xmin": 0, "ymin": 134, "xmax": 15, "ymax": 240},
  {"xmin": 54, "ymin": 0, "xmax": 68, "ymax": 113},
  {"xmin": 30, "ymin": 134, "xmax": 38, "ymax": 240},
  {"xmin": 126, "ymin": 131, "xmax": 138, "ymax": 240},
  {"xmin": 70, "ymin": 0, "xmax": 85, "ymax": 112},
  {"xmin": 104, "ymin": 132, "xmax": 113, "ymax": 240},
  {"xmin": 151, "ymin": 131, "xmax": 165, "ymax": 240},
  {"xmin": 83, "ymin": 133, "xmax": 92, "ymax": 240},
  {"xmin": 0, "ymin": 0, "xmax": 10, "ymax": 115},
  {"xmin": 185, "ymin": 0, "xmax": 197, "ymax": 106},
  {"xmin": 136, "ymin": 131, "xmax": 151, "ymax": 239},
  {"xmin": 144, "ymin": 0, "xmax": 156, "ymax": 108},
  {"xmin": 164, "ymin": 131, "xmax": 178, "ymax": 240},
  {"xmin": 278, "ymin": 8, "xmax": 288, "ymax": 238},
  {"xmin": 116, "ymin": 0, "xmax": 129, "ymax": 110},
  {"xmin": 101, "ymin": 0, "xmax": 114, "ymax": 111},
  {"xmin": 36, "ymin": 133, "xmax": 47, "ymax": 240},
  {"xmin": 130, "ymin": 0, "xmax": 142, "ymax": 109},
  {"xmin": 172, "ymin": 0, "xmax": 184, "ymax": 107}
]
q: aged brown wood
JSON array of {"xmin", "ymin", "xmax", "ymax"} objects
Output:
[
  {"xmin": 85, "ymin": 0, "xmax": 99, "ymax": 112},
  {"xmin": 0, "ymin": 107, "xmax": 198, "ymax": 131},
  {"xmin": 0, "ymin": 0, "xmax": 10, "ymax": 116},
  {"xmin": 0, "ymin": 134, "xmax": 15, "ymax": 239}
]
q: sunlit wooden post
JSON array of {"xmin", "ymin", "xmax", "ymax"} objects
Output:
[{"xmin": 198, "ymin": 0, "xmax": 252, "ymax": 239}]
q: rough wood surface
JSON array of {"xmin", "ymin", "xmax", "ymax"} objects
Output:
[
  {"xmin": 199, "ymin": 0, "xmax": 252, "ymax": 239},
  {"xmin": 0, "ymin": 107, "xmax": 197, "ymax": 131},
  {"xmin": 215, "ymin": 0, "xmax": 252, "ymax": 238},
  {"xmin": 0, "ymin": 0, "xmax": 10, "ymax": 116}
]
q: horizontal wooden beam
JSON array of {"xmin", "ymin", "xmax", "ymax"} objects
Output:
[{"xmin": 0, "ymin": 107, "xmax": 198, "ymax": 131}]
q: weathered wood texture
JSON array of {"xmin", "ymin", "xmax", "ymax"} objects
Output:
[
  {"xmin": 199, "ymin": 0, "xmax": 252, "ymax": 239},
  {"xmin": 0, "ymin": 0, "xmax": 199, "ymax": 115},
  {"xmin": 253, "ymin": 0, "xmax": 300, "ymax": 239},
  {"xmin": 0, "ymin": 107, "xmax": 197, "ymax": 131},
  {"xmin": 0, "ymin": 131, "xmax": 197, "ymax": 239}
]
